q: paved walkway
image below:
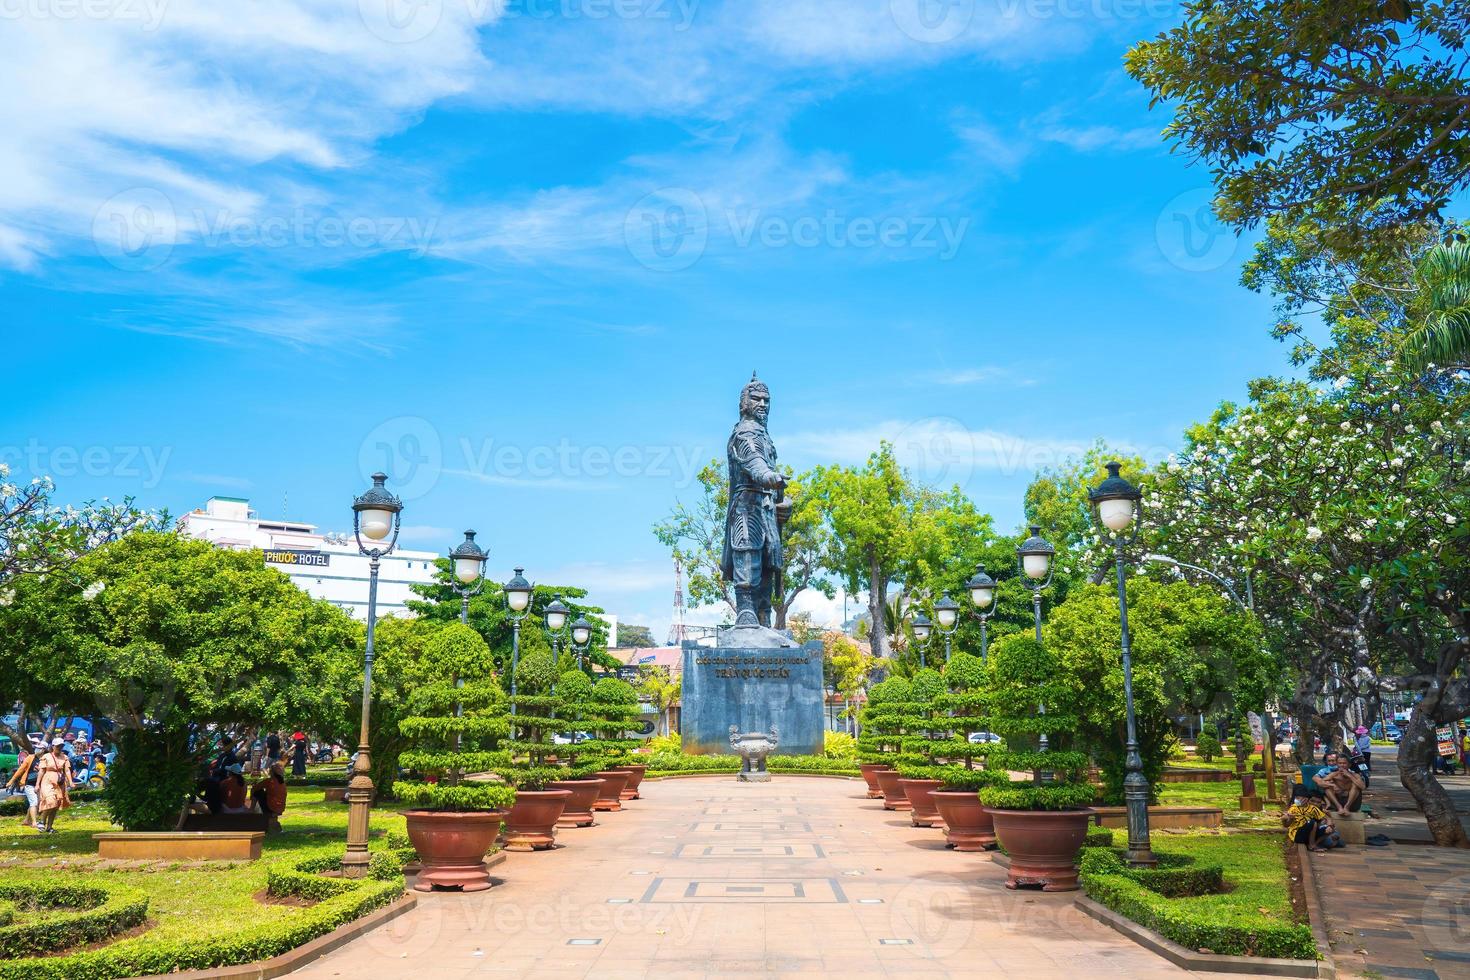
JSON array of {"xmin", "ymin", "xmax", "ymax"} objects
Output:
[
  {"xmin": 1311, "ymin": 843, "xmax": 1470, "ymax": 980},
  {"xmin": 292, "ymin": 776, "xmax": 1197, "ymax": 979}
]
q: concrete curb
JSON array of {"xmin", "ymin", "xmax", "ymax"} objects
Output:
[
  {"xmin": 1076, "ymin": 896, "xmax": 1331, "ymax": 978},
  {"xmin": 1295, "ymin": 843, "xmax": 1340, "ymax": 979},
  {"xmin": 133, "ymin": 893, "xmax": 418, "ymax": 980}
]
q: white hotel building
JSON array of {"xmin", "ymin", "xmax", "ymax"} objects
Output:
[{"xmin": 177, "ymin": 496, "xmax": 440, "ymax": 620}]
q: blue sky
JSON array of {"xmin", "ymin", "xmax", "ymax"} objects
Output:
[{"xmin": 4, "ymin": 0, "xmax": 1285, "ymax": 639}]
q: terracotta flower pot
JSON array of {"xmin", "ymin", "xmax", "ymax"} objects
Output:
[
  {"xmin": 402, "ymin": 809, "xmax": 506, "ymax": 892},
  {"xmin": 502, "ymin": 789, "xmax": 572, "ymax": 851},
  {"xmin": 873, "ymin": 768, "xmax": 912, "ymax": 811},
  {"xmin": 984, "ymin": 808, "xmax": 1094, "ymax": 892},
  {"xmin": 613, "ymin": 764, "xmax": 647, "ymax": 800},
  {"xmin": 930, "ymin": 790, "xmax": 996, "ymax": 851},
  {"xmin": 900, "ymin": 779, "xmax": 945, "ymax": 827},
  {"xmin": 593, "ymin": 770, "xmax": 630, "ymax": 811},
  {"xmin": 859, "ymin": 764, "xmax": 890, "ymax": 799},
  {"xmin": 548, "ymin": 779, "xmax": 601, "ymax": 828}
]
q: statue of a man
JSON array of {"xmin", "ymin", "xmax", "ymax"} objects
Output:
[{"xmin": 720, "ymin": 373, "xmax": 788, "ymax": 628}]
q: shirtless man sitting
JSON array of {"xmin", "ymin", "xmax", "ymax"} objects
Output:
[{"xmin": 1318, "ymin": 755, "xmax": 1365, "ymax": 816}]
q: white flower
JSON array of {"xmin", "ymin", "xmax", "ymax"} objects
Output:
[
  {"xmin": 82, "ymin": 581, "xmax": 105, "ymax": 601},
  {"xmin": 1311, "ymin": 572, "xmax": 1324, "ymax": 583},
  {"xmin": 1306, "ymin": 526, "xmax": 1323, "ymax": 541},
  {"xmin": 1447, "ymin": 515, "xmax": 1459, "ymax": 526},
  {"xmin": 0, "ymin": 591, "xmax": 11, "ymax": 608},
  {"xmin": 1360, "ymin": 577, "xmax": 1372, "ymax": 589}
]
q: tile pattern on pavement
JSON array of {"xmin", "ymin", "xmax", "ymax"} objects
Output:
[
  {"xmin": 1310, "ymin": 843, "xmax": 1470, "ymax": 980},
  {"xmin": 288, "ymin": 776, "xmax": 1202, "ymax": 979}
]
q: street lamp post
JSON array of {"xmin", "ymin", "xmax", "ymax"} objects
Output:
[
  {"xmin": 911, "ymin": 612, "xmax": 933, "ymax": 668},
  {"xmin": 1017, "ymin": 525, "xmax": 1056, "ymax": 756},
  {"xmin": 446, "ymin": 531, "xmax": 489, "ymax": 782},
  {"xmin": 569, "ymin": 615, "xmax": 593, "ymax": 670},
  {"xmin": 503, "ymin": 568, "xmax": 533, "ymax": 715},
  {"xmin": 448, "ymin": 530, "xmax": 488, "ymax": 625},
  {"xmin": 1088, "ymin": 460, "xmax": 1157, "ymax": 868},
  {"xmin": 965, "ymin": 566, "xmax": 997, "ymax": 663},
  {"xmin": 933, "ymin": 593, "xmax": 959, "ymax": 665},
  {"xmin": 544, "ymin": 596, "xmax": 570, "ymax": 669},
  {"xmin": 344, "ymin": 472, "xmax": 402, "ymax": 879}
]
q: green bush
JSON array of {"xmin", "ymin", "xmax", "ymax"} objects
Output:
[
  {"xmin": 642, "ymin": 752, "xmax": 858, "ymax": 776},
  {"xmin": 0, "ymin": 883, "xmax": 149, "ymax": 959},
  {"xmin": 823, "ymin": 731, "xmax": 858, "ymax": 761},
  {"xmin": 1194, "ymin": 733, "xmax": 1222, "ymax": 762},
  {"xmin": 392, "ymin": 662, "xmax": 516, "ymax": 810},
  {"xmin": 107, "ymin": 727, "xmax": 196, "ymax": 831},
  {"xmin": 0, "ymin": 850, "xmax": 405, "ymax": 980},
  {"xmin": 978, "ymin": 634, "xmax": 1094, "ymax": 812},
  {"xmin": 1078, "ymin": 840, "xmax": 1316, "ymax": 960}
]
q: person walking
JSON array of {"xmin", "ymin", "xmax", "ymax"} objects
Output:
[
  {"xmin": 35, "ymin": 738, "xmax": 73, "ymax": 834},
  {"xmin": 5, "ymin": 748, "xmax": 40, "ymax": 829}
]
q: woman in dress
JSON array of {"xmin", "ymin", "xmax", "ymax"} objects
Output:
[{"xmin": 35, "ymin": 738, "xmax": 73, "ymax": 833}]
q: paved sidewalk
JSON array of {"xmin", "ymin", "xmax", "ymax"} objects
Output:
[
  {"xmin": 1310, "ymin": 843, "xmax": 1470, "ymax": 980},
  {"xmin": 291, "ymin": 776, "xmax": 1198, "ymax": 979}
]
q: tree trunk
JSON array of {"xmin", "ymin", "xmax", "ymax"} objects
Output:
[
  {"xmin": 867, "ymin": 556, "xmax": 890, "ymax": 662},
  {"xmin": 1398, "ymin": 707, "xmax": 1470, "ymax": 848}
]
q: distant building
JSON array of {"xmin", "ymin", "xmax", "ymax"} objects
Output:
[{"xmin": 177, "ymin": 496, "xmax": 439, "ymax": 621}]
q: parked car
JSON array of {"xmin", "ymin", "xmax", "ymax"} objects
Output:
[
  {"xmin": 966, "ymin": 732, "xmax": 1002, "ymax": 744},
  {"xmin": 0, "ymin": 737, "xmax": 17, "ymax": 785},
  {"xmin": 1370, "ymin": 722, "xmax": 1402, "ymax": 743}
]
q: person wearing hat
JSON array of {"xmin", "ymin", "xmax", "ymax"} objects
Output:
[
  {"xmin": 251, "ymin": 761, "xmax": 288, "ymax": 833},
  {"xmin": 5, "ymin": 747, "xmax": 40, "ymax": 829},
  {"xmin": 1353, "ymin": 725, "xmax": 1373, "ymax": 771},
  {"xmin": 220, "ymin": 763, "xmax": 250, "ymax": 813},
  {"xmin": 34, "ymin": 738, "xmax": 73, "ymax": 833}
]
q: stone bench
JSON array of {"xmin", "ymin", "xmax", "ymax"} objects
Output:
[
  {"xmin": 1090, "ymin": 805, "xmax": 1224, "ymax": 830},
  {"xmin": 94, "ymin": 831, "xmax": 265, "ymax": 861}
]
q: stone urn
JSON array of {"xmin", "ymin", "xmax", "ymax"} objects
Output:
[
  {"xmin": 984, "ymin": 808, "xmax": 1094, "ymax": 891},
  {"xmin": 930, "ymin": 791, "xmax": 996, "ymax": 851},
  {"xmin": 873, "ymin": 768, "xmax": 912, "ymax": 811},
  {"xmin": 548, "ymin": 778, "xmax": 602, "ymax": 828},
  {"xmin": 501, "ymin": 789, "xmax": 573, "ymax": 851},
  {"xmin": 593, "ymin": 770, "xmax": 630, "ymax": 811},
  {"xmin": 613, "ymin": 764, "xmax": 647, "ymax": 800},
  {"xmin": 729, "ymin": 725, "xmax": 779, "ymax": 782},
  {"xmin": 900, "ymin": 779, "xmax": 945, "ymax": 828},
  {"xmin": 402, "ymin": 809, "xmax": 507, "ymax": 892},
  {"xmin": 858, "ymin": 764, "xmax": 890, "ymax": 799}
]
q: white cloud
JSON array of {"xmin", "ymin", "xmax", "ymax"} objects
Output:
[{"xmin": 1036, "ymin": 124, "xmax": 1161, "ymax": 153}]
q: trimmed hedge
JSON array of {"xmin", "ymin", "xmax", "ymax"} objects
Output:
[
  {"xmin": 0, "ymin": 850, "xmax": 405, "ymax": 980},
  {"xmin": 1079, "ymin": 845, "xmax": 1316, "ymax": 960},
  {"xmin": 0, "ymin": 883, "xmax": 149, "ymax": 959}
]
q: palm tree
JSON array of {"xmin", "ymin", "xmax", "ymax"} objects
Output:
[{"xmin": 1406, "ymin": 239, "xmax": 1470, "ymax": 370}]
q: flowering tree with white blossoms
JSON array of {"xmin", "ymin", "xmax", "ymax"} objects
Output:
[
  {"xmin": 0, "ymin": 464, "xmax": 167, "ymax": 748},
  {"xmin": 1138, "ymin": 213, "xmax": 1470, "ymax": 846}
]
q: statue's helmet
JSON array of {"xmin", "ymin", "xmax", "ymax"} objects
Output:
[{"xmin": 739, "ymin": 371, "xmax": 769, "ymax": 415}]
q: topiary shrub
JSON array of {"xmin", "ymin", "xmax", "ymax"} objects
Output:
[
  {"xmin": 491, "ymin": 651, "xmax": 566, "ymax": 790},
  {"xmin": 0, "ymin": 882, "xmax": 150, "ymax": 958},
  {"xmin": 551, "ymin": 669, "xmax": 620, "ymax": 777},
  {"xmin": 977, "ymin": 634, "xmax": 1094, "ymax": 812},
  {"xmin": 585, "ymin": 677, "xmax": 642, "ymax": 769},
  {"xmin": 893, "ymin": 651, "xmax": 1008, "ymax": 791},
  {"xmin": 393, "ymin": 625, "xmax": 515, "ymax": 812},
  {"xmin": 1194, "ymin": 732, "xmax": 1222, "ymax": 762},
  {"xmin": 857, "ymin": 676, "xmax": 912, "ymax": 766}
]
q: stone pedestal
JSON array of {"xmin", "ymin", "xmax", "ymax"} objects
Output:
[
  {"xmin": 1334, "ymin": 812, "xmax": 1367, "ymax": 845},
  {"xmin": 681, "ymin": 635, "xmax": 824, "ymax": 756}
]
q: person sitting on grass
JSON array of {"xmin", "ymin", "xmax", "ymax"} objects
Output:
[
  {"xmin": 1318, "ymin": 755, "xmax": 1365, "ymax": 815},
  {"xmin": 1284, "ymin": 791, "xmax": 1331, "ymax": 853},
  {"xmin": 250, "ymin": 761, "xmax": 288, "ymax": 833}
]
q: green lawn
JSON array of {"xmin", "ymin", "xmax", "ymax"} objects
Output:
[
  {"xmin": 0, "ymin": 788, "xmax": 408, "ymax": 975},
  {"xmin": 1157, "ymin": 777, "xmax": 1283, "ymax": 830}
]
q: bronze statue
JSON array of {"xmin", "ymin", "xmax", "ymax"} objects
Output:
[{"xmin": 720, "ymin": 372, "xmax": 791, "ymax": 629}]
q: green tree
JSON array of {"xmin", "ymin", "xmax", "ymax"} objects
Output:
[
  {"xmin": 823, "ymin": 631, "xmax": 879, "ymax": 736},
  {"xmin": 0, "ymin": 531, "xmax": 360, "ymax": 829},
  {"xmin": 811, "ymin": 442, "xmax": 969, "ymax": 662},
  {"xmin": 1045, "ymin": 579, "xmax": 1266, "ymax": 804},
  {"xmin": 1127, "ymin": 0, "xmax": 1470, "ymax": 234},
  {"xmin": 653, "ymin": 460, "xmax": 832, "ymax": 628},
  {"xmin": 635, "ymin": 666, "xmax": 681, "ymax": 737},
  {"xmin": 616, "ymin": 624, "xmax": 656, "ymax": 648}
]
